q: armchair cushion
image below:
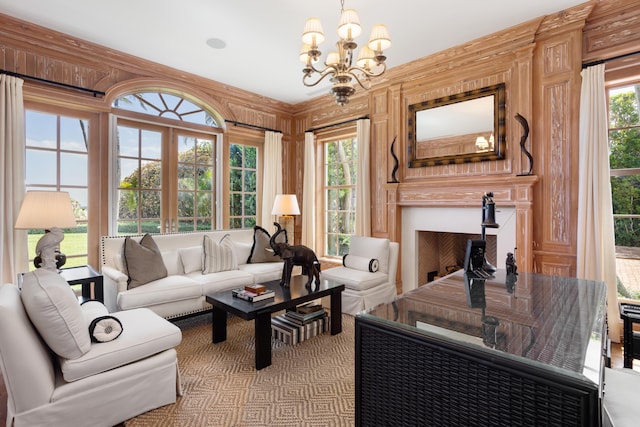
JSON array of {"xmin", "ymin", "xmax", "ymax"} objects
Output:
[
  {"xmin": 349, "ymin": 236, "xmax": 390, "ymax": 274},
  {"xmin": 59, "ymin": 307, "xmax": 182, "ymax": 382},
  {"xmin": 21, "ymin": 269, "xmax": 91, "ymax": 360},
  {"xmin": 321, "ymin": 267, "xmax": 387, "ymax": 291},
  {"xmin": 124, "ymin": 234, "xmax": 168, "ymax": 289}
]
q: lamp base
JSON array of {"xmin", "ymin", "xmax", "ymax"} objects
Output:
[{"xmin": 33, "ymin": 227, "xmax": 66, "ymax": 272}]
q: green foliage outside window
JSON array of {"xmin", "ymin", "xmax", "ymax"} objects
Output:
[
  {"xmin": 609, "ymin": 89, "xmax": 640, "ymax": 247},
  {"xmin": 229, "ymin": 144, "xmax": 257, "ymax": 229},
  {"xmin": 324, "ymin": 138, "xmax": 357, "ymax": 257}
]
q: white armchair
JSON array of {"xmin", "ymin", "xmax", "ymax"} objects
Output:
[
  {"xmin": 321, "ymin": 236, "xmax": 399, "ymax": 315},
  {"xmin": 0, "ymin": 269, "xmax": 182, "ymax": 427}
]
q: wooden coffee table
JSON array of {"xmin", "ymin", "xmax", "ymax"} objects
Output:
[{"xmin": 205, "ymin": 275, "xmax": 345, "ymax": 370}]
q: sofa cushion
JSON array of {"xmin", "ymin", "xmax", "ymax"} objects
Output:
[
  {"xmin": 117, "ymin": 275, "xmax": 202, "ymax": 310},
  {"xmin": 124, "ymin": 234, "xmax": 168, "ymax": 289},
  {"xmin": 349, "ymin": 236, "xmax": 390, "ymax": 274},
  {"xmin": 234, "ymin": 241, "xmax": 253, "ymax": 265},
  {"xmin": 178, "ymin": 246, "xmax": 203, "ymax": 274},
  {"xmin": 59, "ymin": 308, "xmax": 182, "ymax": 382},
  {"xmin": 321, "ymin": 266, "xmax": 388, "ymax": 291},
  {"xmin": 203, "ymin": 234, "xmax": 238, "ymax": 273},
  {"xmin": 20, "ymin": 269, "xmax": 91, "ymax": 360},
  {"xmin": 247, "ymin": 225, "xmax": 286, "ymax": 263}
]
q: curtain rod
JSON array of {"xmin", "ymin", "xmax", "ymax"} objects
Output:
[
  {"xmin": 305, "ymin": 115, "xmax": 369, "ymax": 133},
  {"xmin": 582, "ymin": 50, "xmax": 640, "ymax": 69},
  {"xmin": 225, "ymin": 120, "xmax": 282, "ymax": 134},
  {"xmin": 1, "ymin": 70, "xmax": 105, "ymax": 97}
]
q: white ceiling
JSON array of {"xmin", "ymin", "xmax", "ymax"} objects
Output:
[{"xmin": 0, "ymin": 0, "xmax": 587, "ymax": 105}]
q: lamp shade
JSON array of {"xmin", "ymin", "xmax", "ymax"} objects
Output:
[
  {"xmin": 368, "ymin": 24, "xmax": 391, "ymax": 51},
  {"xmin": 271, "ymin": 194, "xmax": 300, "ymax": 216},
  {"xmin": 15, "ymin": 191, "xmax": 77, "ymax": 230},
  {"xmin": 302, "ymin": 18, "xmax": 325, "ymax": 46},
  {"xmin": 338, "ymin": 9, "xmax": 362, "ymax": 39}
]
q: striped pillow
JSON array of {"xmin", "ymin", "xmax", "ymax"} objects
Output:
[{"xmin": 202, "ymin": 234, "xmax": 238, "ymax": 274}]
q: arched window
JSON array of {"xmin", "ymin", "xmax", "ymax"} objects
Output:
[{"xmin": 111, "ymin": 91, "xmax": 223, "ymax": 234}]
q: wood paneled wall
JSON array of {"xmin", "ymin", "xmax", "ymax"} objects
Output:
[{"xmin": 293, "ymin": 0, "xmax": 640, "ymax": 282}]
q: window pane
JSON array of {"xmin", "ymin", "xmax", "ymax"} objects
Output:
[
  {"xmin": 178, "ymin": 163, "xmax": 195, "ymax": 190},
  {"xmin": 197, "ymin": 166, "xmax": 212, "ymax": 191},
  {"xmin": 197, "ymin": 192, "xmax": 212, "ymax": 217},
  {"xmin": 26, "ymin": 149, "xmax": 56, "ymax": 185},
  {"xmin": 140, "ymin": 190, "xmax": 160, "ymax": 218},
  {"xmin": 244, "ymin": 170, "xmax": 256, "ymax": 192},
  {"xmin": 230, "ymin": 144, "xmax": 242, "ymax": 167},
  {"xmin": 178, "ymin": 191, "xmax": 194, "ymax": 217},
  {"xmin": 60, "ymin": 116, "xmax": 88, "ymax": 152},
  {"xmin": 245, "ymin": 146, "xmax": 257, "ymax": 168},
  {"xmin": 141, "ymin": 160, "xmax": 161, "ymax": 189},
  {"xmin": 118, "ymin": 190, "xmax": 138, "ymax": 219},
  {"xmin": 195, "ymin": 138, "xmax": 213, "ymax": 164},
  {"xmin": 117, "ymin": 126, "xmax": 139, "ymax": 157},
  {"xmin": 60, "ymin": 152, "xmax": 88, "ymax": 186},
  {"xmin": 230, "ymin": 194, "xmax": 242, "ymax": 216},
  {"xmin": 26, "ymin": 111, "xmax": 56, "ymax": 148},
  {"xmin": 141, "ymin": 130, "xmax": 162, "ymax": 159},
  {"xmin": 244, "ymin": 194, "xmax": 256, "ymax": 215},
  {"xmin": 230, "ymin": 169, "xmax": 242, "ymax": 192}
]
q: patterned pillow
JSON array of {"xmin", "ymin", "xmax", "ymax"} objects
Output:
[
  {"xmin": 203, "ymin": 234, "xmax": 238, "ymax": 274},
  {"xmin": 247, "ymin": 225, "xmax": 287, "ymax": 263},
  {"xmin": 123, "ymin": 234, "xmax": 168, "ymax": 289}
]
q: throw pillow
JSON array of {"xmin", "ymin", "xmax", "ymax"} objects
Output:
[
  {"xmin": 203, "ymin": 234, "xmax": 238, "ymax": 274},
  {"xmin": 123, "ymin": 234, "xmax": 168, "ymax": 289},
  {"xmin": 21, "ymin": 268, "xmax": 91, "ymax": 360},
  {"xmin": 80, "ymin": 300, "xmax": 123, "ymax": 342},
  {"xmin": 247, "ymin": 225, "xmax": 287, "ymax": 263},
  {"xmin": 343, "ymin": 254, "xmax": 379, "ymax": 272},
  {"xmin": 178, "ymin": 246, "xmax": 203, "ymax": 274}
]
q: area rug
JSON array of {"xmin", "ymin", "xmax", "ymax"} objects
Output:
[{"xmin": 125, "ymin": 312, "xmax": 355, "ymax": 427}]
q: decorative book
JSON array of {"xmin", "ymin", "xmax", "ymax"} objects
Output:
[{"xmin": 232, "ymin": 288, "xmax": 275, "ymax": 302}]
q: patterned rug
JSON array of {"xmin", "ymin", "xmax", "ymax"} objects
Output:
[{"xmin": 125, "ymin": 312, "xmax": 355, "ymax": 427}]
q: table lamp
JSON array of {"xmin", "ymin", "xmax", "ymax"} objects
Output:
[
  {"xmin": 15, "ymin": 191, "xmax": 77, "ymax": 272},
  {"xmin": 271, "ymin": 194, "xmax": 300, "ymax": 243}
]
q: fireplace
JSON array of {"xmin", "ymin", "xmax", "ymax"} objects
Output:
[{"xmin": 401, "ymin": 207, "xmax": 516, "ymax": 292}]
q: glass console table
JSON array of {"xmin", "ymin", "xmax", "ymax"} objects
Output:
[{"xmin": 355, "ymin": 270, "xmax": 607, "ymax": 427}]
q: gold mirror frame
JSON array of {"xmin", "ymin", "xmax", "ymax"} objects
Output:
[{"xmin": 408, "ymin": 83, "xmax": 506, "ymax": 167}]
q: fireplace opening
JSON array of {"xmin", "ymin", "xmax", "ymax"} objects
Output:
[{"xmin": 417, "ymin": 231, "xmax": 497, "ymax": 285}]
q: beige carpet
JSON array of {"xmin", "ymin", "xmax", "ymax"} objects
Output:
[{"xmin": 125, "ymin": 312, "xmax": 355, "ymax": 427}]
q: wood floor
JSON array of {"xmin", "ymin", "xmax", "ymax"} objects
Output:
[{"xmin": 0, "ymin": 342, "xmax": 633, "ymax": 423}]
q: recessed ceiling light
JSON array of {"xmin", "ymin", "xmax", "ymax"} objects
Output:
[{"xmin": 206, "ymin": 38, "xmax": 226, "ymax": 49}]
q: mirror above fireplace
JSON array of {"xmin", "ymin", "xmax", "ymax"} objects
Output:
[{"xmin": 408, "ymin": 83, "xmax": 506, "ymax": 167}]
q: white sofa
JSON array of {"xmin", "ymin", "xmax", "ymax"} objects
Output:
[
  {"xmin": 0, "ymin": 269, "xmax": 182, "ymax": 427},
  {"xmin": 100, "ymin": 228, "xmax": 286, "ymax": 319},
  {"xmin": 321, "ymin": 236, "xmax": 399, "ymax": 315}
]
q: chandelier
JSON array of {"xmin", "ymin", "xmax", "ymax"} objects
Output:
[{"xmin": 299, "ymin": 0, "xmax": 391, "ymax": 106}]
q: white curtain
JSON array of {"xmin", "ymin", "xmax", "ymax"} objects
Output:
[
  {"xmin": 355, "ymin": 119, "xmax": 371, "ymax": 236},
  {"xmin": 260, "ymin": 131, "xmax": 282, "ymax": 229},
  {"xmin": 0, "ymin": 74, "xmax": 27, "ymax": 283},
  {"xmin": 301, "ymin": 132, "xmax": 316, "ymax": 248},
  {"xmin": 577, "ymin": 64, "xmax": 620, "ymax": 342}
]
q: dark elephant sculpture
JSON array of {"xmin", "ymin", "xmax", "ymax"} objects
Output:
[{"xmin": 269, "ymin": 222, "xmax": 321, "ymax": 288}]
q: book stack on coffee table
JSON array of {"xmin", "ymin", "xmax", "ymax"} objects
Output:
[
  {"xmin": 232, "ymin": 284, "xmax": 275, "ymax": 302},
  {"xmin": 271, "ymin": 303, "xmax": 329, "ymax": 345}
]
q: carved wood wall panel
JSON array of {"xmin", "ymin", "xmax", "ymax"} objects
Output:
[{"xmin": 583, "ymin": 0, "xmax": 640, "ymax": 62}]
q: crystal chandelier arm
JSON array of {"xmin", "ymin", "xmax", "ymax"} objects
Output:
[
  {"xmin": 346, "ymin": 62, "xmax": 387, "ymax": 89},
  {"xmin": 303, "ymin": 65, "xmax": 338, "ymax": 87}
]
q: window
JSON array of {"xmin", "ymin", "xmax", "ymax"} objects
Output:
[
  {"xmin": 113, "ymin": 92, "xmax": 220, "ymax": 234},
  {"xmin": 607, "ymin": 83, "xmax": 640, "ymax": 301},
  {"xmin": 323, "ymin": 136, "xmax": 357, "ymax": 257},
  {"xmin": 25, "ymin": 110, "xmax": 89, "ymax": 267},
  {"xmin": 229, "ymin": 144, "xmax": 257, "ymax": 229}
]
